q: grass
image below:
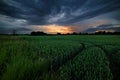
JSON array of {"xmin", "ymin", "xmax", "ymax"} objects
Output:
[{"xmin": 0, "ymin": 35, "xmax": 120, "ymax": 80}]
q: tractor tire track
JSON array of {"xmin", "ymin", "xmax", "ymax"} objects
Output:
[
  {"xmin": 50, "ymin": 43, "xmax": 85, "ymax": 72},
  {"xmin": 87, "ymin": 42, "xmax": 120, "ymax": 80}
]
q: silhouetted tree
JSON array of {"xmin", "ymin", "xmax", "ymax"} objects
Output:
[
  {"xmin": 113, "ymin": 32, "xmax": 120, "ymax": 35},
  {"xmin": 31, "ymin": 31, "xmax": 47, "ymax": 36},
  {"xmin": 95, "ymin": 31, "xmax": 120, "ymax": 35},
  {"xmin": 72, "ymin": 32, "xmax": 78, "ymax": 35},
  {"xmin": 57, "ymin": 33, "xmax": 61, "ymax": 35},
  {"xmin": 95, "ymin": 31, "xmax": 105, "ymax": 35}
]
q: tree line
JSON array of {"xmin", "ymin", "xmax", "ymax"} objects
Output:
[{"xmin": 30, "ymin": 31, "xmax": 120, "ymax": 36}]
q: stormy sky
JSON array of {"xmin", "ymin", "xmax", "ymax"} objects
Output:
[{"xmin": 0, "ymin": 0, "xmax": 120, "ymax": 34}]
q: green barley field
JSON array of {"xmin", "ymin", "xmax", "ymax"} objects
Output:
[{"xmin": 0, "ymin": 35, "xmax": 120, "ymax": 80}]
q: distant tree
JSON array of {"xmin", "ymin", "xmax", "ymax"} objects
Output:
[
  {"xmin": 95, "ymin": 31, "xmax": 105, "ymax": 35},
  {"xmin": 31, "ymin": 32, "xmax": 36, "ymax": 35},
  {"xmin": 95, "ymin": 30, "xmax": 120, "ymax": 35},
  {"xmin": 71, "ymin": 32, "xmax": 78, "ymax": 35},
  {"xmin": 31, "ymin": 31, "xmax": 47, "ymax": 36},
  {"xmin": 57, "ymin": 33, "xmax": 61, "ymax": 35},
  {"xmin": 114, "ymin": 32, "xmax": 120, "ymax": 35}
]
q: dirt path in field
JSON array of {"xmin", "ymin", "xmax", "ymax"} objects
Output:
[
  {"xmin": 88, "ymin": 42, "xmax": 120, "ymax": 80},
  {"xmin": 50, "ymin": 43, "xmax": 86, "ymax": 72},
  {"xmin": 94, "ymin": 45, "xmax": 120, "ymax": 80},
  {"xmin": 45, "ymin": 43, "xmax": 86, "ymax": 79}
]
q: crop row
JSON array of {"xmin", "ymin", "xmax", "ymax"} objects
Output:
[
  {"xmin": 59, "ymin": 47, "xmax": 112, "ymax": 80},
  {"xmin": 0, "ymin": 37, "xmax": 82, "ymax": 80}
]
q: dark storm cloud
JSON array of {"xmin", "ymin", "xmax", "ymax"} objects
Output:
[
  {"xmin": 0, "ymin": 0, "xmax": 120, "ymax": 25},
  {"xmin": 97, "ymin": 24, "xmax": 120, "ymax": 28},
  {"xmin": 113, "ymin": 10, "xmax": 120, "ymax": 20},
  {"xmin": 83, "ymin": 24, "xmax": 120, "ymax": 33},
  {"xmin": 0, "ymin": 26, "xmax": 31, "ymax": 34}
]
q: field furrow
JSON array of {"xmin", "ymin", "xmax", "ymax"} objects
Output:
[{"xmin": 0, "ymin": 35, "xmax": 120, "ymax": 80}]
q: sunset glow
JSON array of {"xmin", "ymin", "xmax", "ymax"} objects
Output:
[
  {"xmin": 33, "ymin": 24, "xmax": 73, "ymax": 34},
  {"xmin": 0, "ymin": 0, "xmax": 120, "ymax": 34},
  {"xmin": 95, "ymin": 30, "xmax": 115, "ymax": 33}
]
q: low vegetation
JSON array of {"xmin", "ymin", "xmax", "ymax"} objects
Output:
[{"xmin": 0, "ymin": 35, "xmax": 120, "ymax": 80}]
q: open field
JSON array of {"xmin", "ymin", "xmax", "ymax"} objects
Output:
[{"xmin": 0, "ymin": 35, "xmax": 120, "ymax": 80}]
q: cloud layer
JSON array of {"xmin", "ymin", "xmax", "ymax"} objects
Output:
[
  {"xmin": 83, "ymin": 24, "xmax": 120, "ymax": 33},
  {"xmin": 0, "ymin": 0, "xmax": 120, "ymax": 34}
]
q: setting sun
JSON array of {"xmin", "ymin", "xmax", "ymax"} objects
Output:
[
  {"xmin": 33, "ymin": 24, "xmax": 73, "ymax": 34},
  {"xmin": 45, "ymin": 25, "xmax": 73, "ymax": 34}
]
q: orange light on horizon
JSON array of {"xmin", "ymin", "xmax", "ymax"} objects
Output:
[
  {"xmin": 95, "ymin": 30, "xmax": 115, "ymax": 33},
  {"xmin": 45, "ymin": 25, "xmax": 73, "ymax": 34},
  {"xmin": 33, "ymin": 24, "xmax": 73, "ymax": 34}
]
